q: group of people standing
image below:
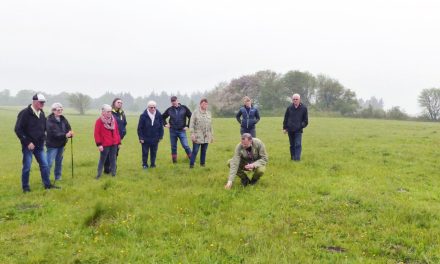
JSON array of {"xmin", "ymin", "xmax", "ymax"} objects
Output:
[
  {"xmin": 14, "ymin": 93, "xmax": 308, "ymax": 192},
  {"xmin": 15, "ymin": 94, "xmax": 73, "ymax": 192},
  {"xmin": 93, "ymin": 95, "xmax": 214, "ymax": 178}
]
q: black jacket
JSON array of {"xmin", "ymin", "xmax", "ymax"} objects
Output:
[
  {"xmin": 137, "ymin": 110, "xmax": 164, "ymax": 143},
  {"xmin": 162, "ymin": 104, "xmax": 192, "ymax": 130},
  {"xmin": 46, "ymin": 113, "xmax": 72, "ymax": 148},
  {"xmin": 112, "ymin": 109, "xmax": 127, "ymax": 140},
  {"xmin": 15, "ymin": 105, "xmax": 46, "ymax": 147},
  {"xmin": 236, "ymin": 106, "xmax": 260, "ymax": 129},
  {"xmin": 283, "ymin": 103, "xmax": 308, "ymax": 133}
]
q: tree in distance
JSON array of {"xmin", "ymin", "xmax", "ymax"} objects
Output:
[
  {"xmin": 418, "ymin": 88, "xmax": 440, "ymax": 120},
  {"xmin": 68, "ymin": 92, "xmax": 92, "ymax": 115}
]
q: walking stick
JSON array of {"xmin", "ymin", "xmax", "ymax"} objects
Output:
[{"xmin": 71, "ymin": 137, "xmax": 74, "ymax": 179}]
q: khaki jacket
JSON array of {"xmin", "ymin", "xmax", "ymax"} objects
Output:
[
  {"xmin": 228, "ymin": 138, "xmax": 268, "ymax": 181},
  {"xmin": 189, "ymin": 107, "xmax": 213, "ymax": 144}
]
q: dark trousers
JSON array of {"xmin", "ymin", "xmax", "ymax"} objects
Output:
[
  {"xmin": 240, "ymin": 127, "xmax": 256, "ymax": 138},
  {"xmin": 104, "ymin": 147, "xmax": 119, "ymax": 173},
  {"xmin": 141, "ymin": 141, "xmax": 159, "ymax": 167},
  {"xmin": 288, "ymin": 132, "xmax": 302, "ymax": 160},
  {"xmin": 97, "ymin": 145, "xmax": 117, "ymax": 177},
  {"xmin": 190, "ymin": 143, "xmax": 208, "ymax": 166}
]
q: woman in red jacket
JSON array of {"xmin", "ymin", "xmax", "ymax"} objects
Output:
[{"xmin": 94, "ymin": 104, "xmax": 121, "ymax": 178}]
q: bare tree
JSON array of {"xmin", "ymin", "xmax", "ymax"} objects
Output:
[
  {"xmin": 418, "ymin": 88, "xmax": 440, "ymax": 120},
  {"xmin": 68, "ymin": 92, "xmax": 91, "ymax": 115}
]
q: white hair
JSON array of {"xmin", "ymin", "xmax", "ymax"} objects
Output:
[
  {"xmin": 147, "ymin": 100, "xmax": 157, "ymax": 107},
  {"xmin": 51, "ymin": 102, "xmax": 63, "ymax": 111},
  {"xmin": 101, "ymin": 104, "xmax": 112, "ymax": 112},
  {"xmin": 292, "ymin": 93, "xmax": 301, "ymax": 99}
]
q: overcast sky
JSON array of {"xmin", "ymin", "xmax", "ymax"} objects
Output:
[{"xmin": 1, "ymin": 0, "xmax": 439, "ymax": 114}]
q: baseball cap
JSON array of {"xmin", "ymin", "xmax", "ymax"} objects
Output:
[{"xmin": 32, "ymin": 93, "xmax": 46, "ymax": 102}]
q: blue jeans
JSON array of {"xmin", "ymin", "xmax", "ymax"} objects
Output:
[
  {"xmin": 240, "ymin": 127, "xmax": 256, "ymax": 138},
  {"xmin": 141, "ymin": 141, "xmax": 159, "ymax": 167},
  {"xmin": 169, "ymin": 129, "xmax": 191, "ymax": 157},
  {"xmin": 47, "ymin": 147, "xmax": 64, "ymax": 180},
  {"xmin": 288, "ymin": 132, "xmax": 302, "ymax": 160},
  {"xmin": 97, "ymin": 145, "xmax": 117, "ymax": 177},
  {"xmin": 21, "ymin": 145, "xmax": 51, "ymax": 190},
  {"xmin": 190, "ymin": 143, "xmax": 209, "ymax": 166}
]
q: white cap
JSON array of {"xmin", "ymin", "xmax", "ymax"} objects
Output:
[{"xmin": 32, "ymin": 93, "xmax": 46, "ymax": 102}]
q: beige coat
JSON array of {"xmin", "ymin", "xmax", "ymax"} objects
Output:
[{"xmin": 189, "ymin": 107, "xmax": 213, "ymax": 144}]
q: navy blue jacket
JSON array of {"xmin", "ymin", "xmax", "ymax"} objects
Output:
[
  {"xmin": 46, "ymin": 113, "xmax": 72, "ymax": 148},
  {"xmin": 138, "ymin": 110, "xmax": 164, "ymax": 143},
  {"xmin": 283, "ymin": 103, "xmax": 308, "ymax": 133},
  {"xmin": 236, "ymin": 106, "xmax": 260, "ymax": 129},
  {"xmin": 162, "ymin": 104, "xmax": 192, "ymax": 130},
  {"xmin": 15, "ymin": 105, "xmax": 46, "ymax": 147},
  {"xmin": 112, "ymin": 109, "xmax": 127, "ymax": 140}
]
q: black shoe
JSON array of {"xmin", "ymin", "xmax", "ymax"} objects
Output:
[
  {"xmin": 103, "ymin": 168, "xmax": 110, "ymax": 174},
  {"xmin": 23, "ymin": 188, "xmax": 31, "ymax": 193},
  {"xmin": 45, "ymin": 184, "xmax": 61, "ymax": 190},
  {"xmin": 189, "ymin": 164, "xmax": 194, "ymax": 169},
  {"xmin": 150, "ymin": 165, "xmax": 156, "ymax": 168},
  {"xmin": 95, "ymin": 175, "xmax": 101, "ymax": 180},
  {"xmin": 200, "ymin": 164, "xmax": 205, "ymax": 167},
  {"xmin": 249, "ymin": 178, "xmax": 259, "ymax": 185},
  {"xmin": 241, "ymin": 178, "xmax": 250, "ymax": 187},
  {"xmin": 172, "ymin": 160, "xmax": 177, "ymax": 164},
  {"xmin": 142, "ymin": 165, "xmax": 148, "ymax": 169}
]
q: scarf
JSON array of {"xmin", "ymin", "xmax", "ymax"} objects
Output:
[
  {"xmin": 100, "ymin": 113, "xmax": 115, "ymax": 130},
  {"xmin": 147, "ymin": 110, "xmax": 156, "ymax": 126}
]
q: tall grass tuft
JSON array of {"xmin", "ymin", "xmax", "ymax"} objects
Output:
[{"xmin": 84, "ymin": 202, "xmax": 115, "ymax": 227}]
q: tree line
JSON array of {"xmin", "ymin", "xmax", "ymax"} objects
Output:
[
  {"xmin": 0, "ymin": 69, "xmax": 439, "ymax": 121},
  {"xmin": 205, "ymin": 70, "xmax": 439, "ymax": 121},
  {"xmin": 0, "ymin": 89, "xmax": 206, "ymax": 115}
]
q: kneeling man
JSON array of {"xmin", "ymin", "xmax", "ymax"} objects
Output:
[{"xmin": 224, "ymin": 133, "xmax": 268, "ymax": 189}]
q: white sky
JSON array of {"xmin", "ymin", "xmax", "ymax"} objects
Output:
[{"xmin": 1, "ymin": 0, "xmax": 439, "ymax": 114}]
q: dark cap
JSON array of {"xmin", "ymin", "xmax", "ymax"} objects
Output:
[
  {"xmin": 170, "ymin": 96, "xmax": 178, "ymax": 102},
  {"xmin": 32, "ymin": 93, "xmax": 46, "ymax": 102}
]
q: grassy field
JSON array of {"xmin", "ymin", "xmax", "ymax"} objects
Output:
[{"xmin": 1, "ymin": 106, "xmax": 440, "ymax": 263}]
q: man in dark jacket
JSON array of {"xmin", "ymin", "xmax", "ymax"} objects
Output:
[
  {"xmin": 236, "ymin": 96, "xmax": 260, "ymax": 137},
  {"xmin": 104, "ymin": 98, "xmax": 127, "ymax": 173},
  {"xmin": 283, "ymin": 93, "xmax": 309, "ymax": 161},
  {"xmin": 137, "ymin": 100, "xmax": 164, "ymax": 169},
  {"xmin": 162, "ymin": 96, "xmax": 192, "ymax": 163},
  {"xmin": 14, "ymin": 94, "xmax": 59, "ymax": 192}
]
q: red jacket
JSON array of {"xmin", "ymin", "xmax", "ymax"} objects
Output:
[{"xmin": 94, "ymin": 118, "xmax": 121, "ymax": 147}]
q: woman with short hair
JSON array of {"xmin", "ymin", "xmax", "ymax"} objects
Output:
[
  {"xmin": 46, "ymin": 102, "xmax": 73, "ymax": 181},
  {"xmin": 94, "ymin": 104, "xmax": 121, "ymax": 178},
  {"xmin": 189, "ymin": 98, "xmax": 213, "ymax": 168},
  {"xmin": 137, "ymin": 101, "xmax": 164, "ymax": 169}
]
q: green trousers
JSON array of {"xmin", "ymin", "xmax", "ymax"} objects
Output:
[{"xmin": 228, "ymin": 159, "xmax": 266, "ymax": 182}]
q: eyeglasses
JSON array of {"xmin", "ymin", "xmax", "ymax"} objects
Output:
[
  {"xmin": 293, "ymin": 99, "xmax": 299, "ymax": 101},
  {"xmin": 148, "ymin": 106, "xmax": 156, "ymax": 109},
  {"xmin": 39, "ymin": 101, "xmax": 45, "ymax": 104},
  {"xmin": 55, "ymin": 108, "xmax": 63, "ymax": 111}
]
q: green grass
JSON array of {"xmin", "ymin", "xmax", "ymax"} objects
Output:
[{"xmin": 1, "ymin": 106, "xmax": 440, "ymax": 263}]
